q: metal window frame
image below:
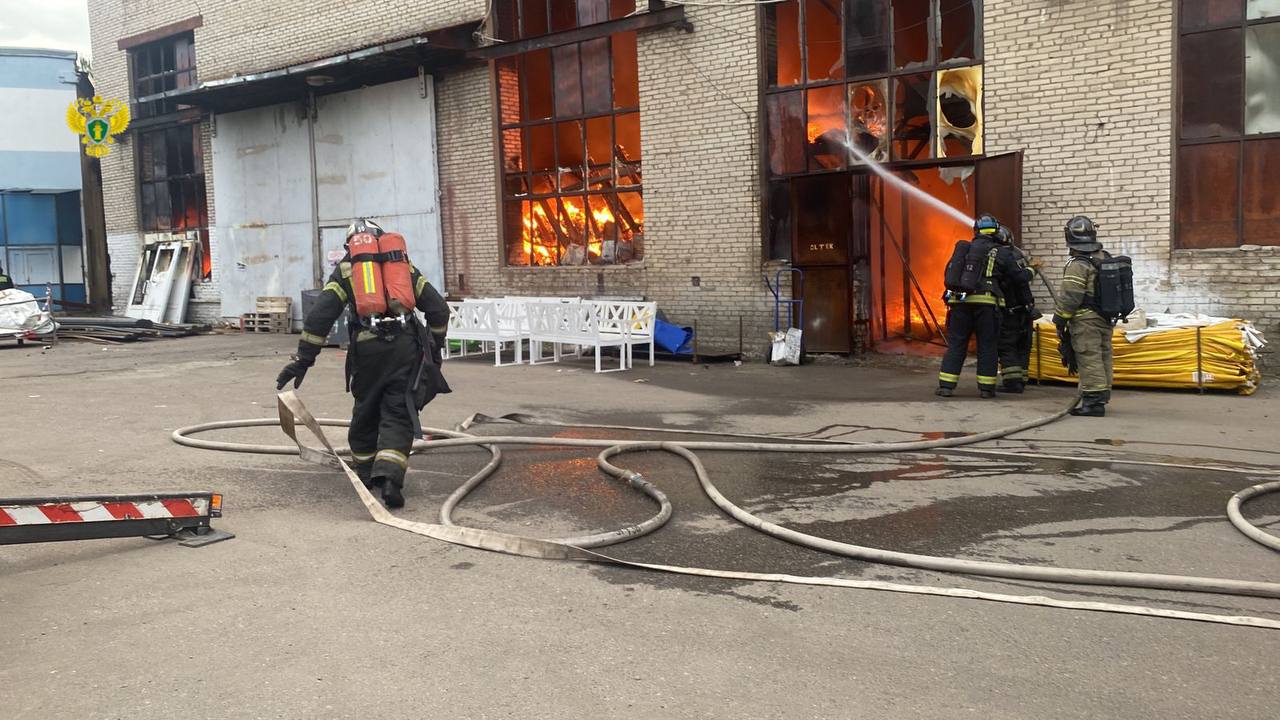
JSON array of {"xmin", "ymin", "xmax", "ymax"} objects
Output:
[
  {"xmin": 491, "ymin": 32, "xmax": 647, "ymax": 269},
  {"xmin": 758, "ymin": 0, "xmax": 986, "ymax": 259},
  {"xmin": 133, "ymin": 122, "xmax": 209, "ymax": 236},
  {"xmin": 1173, "ymin": 6, "xmax": 1280, "ymax": 249}
]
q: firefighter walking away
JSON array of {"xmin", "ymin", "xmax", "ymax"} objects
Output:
[
  {"xmin": 1052, "ymin": 215, "xmax": 1134, "ymax": 417},
  {"xmin": 936, "ymin": 213, "xmax": 1034, "ymax": 398},
  {"xmin": 276, "ymin": 218, "xmax": 451, "ymax": 508},
  {"xmin": 995, "ymin": 224, "xmax": 1041, "ymax": 394}
]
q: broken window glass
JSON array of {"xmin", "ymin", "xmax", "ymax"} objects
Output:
[
  {"xmin": 1177, "ymin": 142, "xmax": 1240, "ymax": 248},
  {"xmin": 848, "ymin": 80, "xmax": 888, "ymax": 162},
  {"xmin": 892, "ymin": 0, "xmax": 931, "ymax": 70},
  {"xmin": 1248, "ymin": 0, "xmax": 1280, "ymax": 19},
  {"xmin": 765, "ymin": 0, "xmax": 803, "ymax": 86},
  {"xmin": 1245, "ymin": 22, "xmax": 1280, "ymax": 134},
  {"xmin": 550, "ymin": 0, "xmax": 577, "ymax": 32},
  {"xmin": 585, "ymin": 116, "xmax": 613, "ymax": 190},
  {"xmin": 577, "ymin": 0, "xmax": 610, "ymax": 24},
  {"xmin": 936, "ymin": 66, "xmax": 982, "ymax": 157},
  {"xmin": 767, "ymin": 90, "xmax": 806, "ymax": 175},
  {"xmin": 768, "ymin": 180, "xmax": 793, "ymax": 260},
  {"xmin": 612, "ymin": 31, "xmax": 639, "ymax": 109},
  {"xmin": 587, "ymin": 194, "xmax": 618, "ymax": 264},
  {"xmin": 807, "ymin": 85, "xmax": 848, "ymax": 171},
  {"xmin": 805, "ymin": 0, "xmax": 844, "ymax": 81},
  {"xmin": 553, "ymin": 44, "xmax": 583, "ymax": 116},
  {"xmin": 523, "ymin": 49, "xmax": 554, "ymax": 121},
  {"xmin": 1180, "ymin": 29, "xmax": 1243, "ymax": 138},
  {"xmin": 615, "ymin": 111, "xmax": 642, "ymax": 184},
  {"xmin": 892, "ymin": 73, "xmax": 933, "ymax": 161},
  {"xmin": 1243, "ymin": 138, "xmax": 1280, "ymax": 245},
  {"xmin": 497, "ymin": 57, "xmax": 522, "ymax": 125},
  {"xmin": 938, "ymin": 0, "xmax": 977, "ymax": 63},
  {"xmin": 580, "ymin": 38, "xmax": 612, "ymax": 115},
  {"xmin": 556, "ymin": 120, "xmax": 585, "ymax": 192},
  {"xmin": 616, "ymin": 191, "xmax": 644, "ymax": 261},
  {"xmin": 1181, "ymin": 0, "xmax": 1242, "ymax": 30},
  {"xmin": 520, "ymin": 0, "xmax": 549, "ymax": 38},
  {"xmin": 845, "ymin": 0, "xmax": 889, "ymax": 77},
  {"xmin": 527, "ymin": 124, "xmax": 557, "ymax": 195}
]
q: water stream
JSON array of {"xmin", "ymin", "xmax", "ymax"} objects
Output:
[{"xmin": 839, "ymin": 137, "xmax": 976, "ymax": 227}]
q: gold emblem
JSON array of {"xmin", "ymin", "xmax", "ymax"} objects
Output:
[{"xmin": 66, "ymin": 96, "xmax": 131, "ymax": 158}]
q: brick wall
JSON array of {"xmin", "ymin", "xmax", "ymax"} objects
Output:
[
  {"xmin": 985, "ymin": 0, "xmax": 1280, "ymax": 337},
  {"xmin": 439, "ymin": 5, "xmax": 775, "ymax": 353}
]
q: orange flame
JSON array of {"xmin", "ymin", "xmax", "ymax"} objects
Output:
[{"xmin": 517, "ymin": 195, "xmax": 640, "ymax": 265}]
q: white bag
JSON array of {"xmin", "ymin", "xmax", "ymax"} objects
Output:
[{"xmin": 769, "ymin": 327, "xmax": 802, "ymax": 366}]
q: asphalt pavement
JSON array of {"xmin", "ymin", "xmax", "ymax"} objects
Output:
[{"xmin": 1, "ymin": 334, "xmax": 1277, "ymax": 719}]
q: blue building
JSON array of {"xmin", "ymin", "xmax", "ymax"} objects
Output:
[{"xmin": 0, "ymin": 47, "xmax": 87, "ymax": 304}]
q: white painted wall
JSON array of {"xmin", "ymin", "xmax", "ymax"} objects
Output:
[
  {"xmin": 0, "ymin": 88, "xmax": 79, "ymax": 153},
  {"xmin": 211, "ymin": 76, "xmax": 446, "ymax": 322}
]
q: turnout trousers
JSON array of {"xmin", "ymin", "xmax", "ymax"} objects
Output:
[
  {"xmin": 348, "ymin": 331, "xmax": 423, "ymax": 489},
  {"xmin": 1069, "ymin": 314, "xmax": 1114, "ymax": 394},
  {"xmin": 998, "ymin": 308, "xmax": 1034, "ymax": 385},
  {"xmin": 938, "ymin": 303, "xmax": 1001, "ymax": 391}
]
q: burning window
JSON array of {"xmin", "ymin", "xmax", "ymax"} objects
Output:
[
  {"xmin": 848, "ymin": 80, "xmax": 888, "ymax": 162},
  {"xmin": 764, "ymin": 0, "xmax": 982, "ymax": 179},
  {"xmin": 497, "ymin": 30, "xmax": 644, "ymax": 266},
  {"xmin": 1176, "ymin": 5, "xmax": 1280, "ymax": 247}
]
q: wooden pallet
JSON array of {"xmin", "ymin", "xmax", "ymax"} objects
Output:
[
  {"xmin": 241, "ymin": 312, "xmax": 291, "ymax": 333},
  {"xmin": 256, "ymin": 296, "xmax": 293, "ymax": 315}
]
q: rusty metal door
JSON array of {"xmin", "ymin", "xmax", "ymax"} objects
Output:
[
  {"xmin": 791, "ymin": 174, "xmax": 852, "ymax": 353},
  {"xmin": 975, "ymin": 151, "xmax": 1024, "ymax": 243}
]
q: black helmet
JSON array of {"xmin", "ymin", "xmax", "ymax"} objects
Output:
[
  {"xmin": 346, "ymin": 217, "xmax": 384, "ymax": 241},
  {"xmin": 1064, "ymin": 215, "xmax": 1101, "ymax": 252},
  {"xmin": 974, "ymin": 213, "xmax": 999, "ymax": 235},
  {"xmin": 995, "ymin": 224, "xmax": 1014, "ymax": 245}
]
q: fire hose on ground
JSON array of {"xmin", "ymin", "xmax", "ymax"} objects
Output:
[{"xmin": 171, "ymin": 391, "xmax": 1280, "ymax": 631}]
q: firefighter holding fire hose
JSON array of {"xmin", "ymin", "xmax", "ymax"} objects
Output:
[{"xmin": 276, "ymin": 218, "xmax": 451, "ymax": 509}]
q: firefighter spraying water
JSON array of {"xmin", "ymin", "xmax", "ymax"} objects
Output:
[{"xmin": 276, "ymin": 218, "xmax": 451, "ymax": 509}]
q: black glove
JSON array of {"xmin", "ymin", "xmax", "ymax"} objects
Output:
[
  {"xmin": 1052, "ymin": 313, "xmax": 1069, "ymax": 336},
  {"xmin": 276, "ymin": 356, "xmax": 314, "ymax": 390}
]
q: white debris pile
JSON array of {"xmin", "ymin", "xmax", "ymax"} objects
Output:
[{"xmin": 0, "ymin": 289, "xmax": 56, "ymax": 336}]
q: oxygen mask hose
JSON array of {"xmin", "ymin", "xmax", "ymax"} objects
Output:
[{"xmin": 171, "ymin": 392, "xmax": 1280, "ymax": 631}]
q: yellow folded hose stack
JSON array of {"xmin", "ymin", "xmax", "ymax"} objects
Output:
[{"xmin": 1028, "ymin": 318, "xmax": 1263, "ymax": 395}]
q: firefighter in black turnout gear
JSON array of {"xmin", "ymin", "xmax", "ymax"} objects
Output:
[
  {"xmin": 936, "ymin": 214, "xmax": 1034, "ymax": 398},
  {"xmin": 276, "ymin": 218, "xmax": 451, "ymax": 509},
  {"xmin": 994, "ymin": 225, "xmax": 1040, "ymax": 394}
]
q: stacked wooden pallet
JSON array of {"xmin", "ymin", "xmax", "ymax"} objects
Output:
[{"xmin": 241, "ymin": 296, "xmax": 292, "ymax": 334}]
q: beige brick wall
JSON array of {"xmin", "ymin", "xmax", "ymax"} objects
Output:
[
  {"xmin": 440, "ymin": 5, "xmax": 774, "ymax": 352},
  {"xmin": 985, "ymin": 0, "xmax": 1280, "ymax": 337}
]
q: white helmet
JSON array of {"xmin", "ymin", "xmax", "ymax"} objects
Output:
[{"xmin": 345, "ymin": 217, "xmax": 384, "ymax": 241}]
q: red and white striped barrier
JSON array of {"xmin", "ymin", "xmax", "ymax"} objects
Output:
[
  {"xmin": 0, "ymin": 497, "xmax": 209, "ymax": 526},
  {"xmin": 0, "ymin": 492, "xmax": 229, "ymax": 546}
]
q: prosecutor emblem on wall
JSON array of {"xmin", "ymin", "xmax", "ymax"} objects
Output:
[{"xmin": 66, "ymin": 95, "xmax": 130, "ymax": 158}]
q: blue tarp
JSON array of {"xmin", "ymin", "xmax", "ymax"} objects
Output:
[{"xmin": 654, "ymin": 317, "xmax": 693, "ymax": 355}]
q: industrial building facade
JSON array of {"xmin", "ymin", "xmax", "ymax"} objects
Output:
[{"xmin": 87, "ymin": 0, "xmax": 1280, "ymax": 351}]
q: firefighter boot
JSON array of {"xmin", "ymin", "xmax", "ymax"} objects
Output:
[
  {"xmin": 935, "ymin": 387, "xmax": 954, "ymax": 398},
  {"xmin": 998, "ymin": 381, "xmax": 1025, "ymax": 394},
  {"xmin": 980, "ymin": 388, "xmax": 997, "ymax": 399},
  {"xmin": 380, "ymin": 478, "xmax": 405, "ymax": 509},
  {"xmin": 1069, "ymin": 392, "xmax": 1107, "ymax": 417}
]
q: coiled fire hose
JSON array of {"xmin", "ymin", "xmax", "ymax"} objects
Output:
[{"xmin": 171, "ymin": 391, "xmax": 1280, "ymax": 631}]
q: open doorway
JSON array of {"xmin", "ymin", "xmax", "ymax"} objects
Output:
[{"xmin": 784, "ymin": 152, "xmax": 1022, "ymax": 354}]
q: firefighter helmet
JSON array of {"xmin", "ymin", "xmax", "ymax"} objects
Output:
[
  {"xmin": 346, "ymin": 217, "xmax": 384, "ymax": 242},
  {"xmin": 1064, "ymin": 215, "xmax": 1101, "ymax": 252},
  {"xmin": 974, "ymin": 213, "xmax": 1000, "ymax": 235}
]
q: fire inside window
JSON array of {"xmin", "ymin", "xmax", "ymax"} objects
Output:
[
  {"xmin": 1175, "ymin": 2, "xmax": 1280, "ymax": 249},
  {"xmin": 764, "ymin": 0, "xmax": 983, "ymax": 174},
  {"xmin": 494, "ymin": 0, "xmax": 644, "ymax": 267},
  {"xmin": 128, "ymin": 33, "xmax": 211, "ymax": 280}
]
